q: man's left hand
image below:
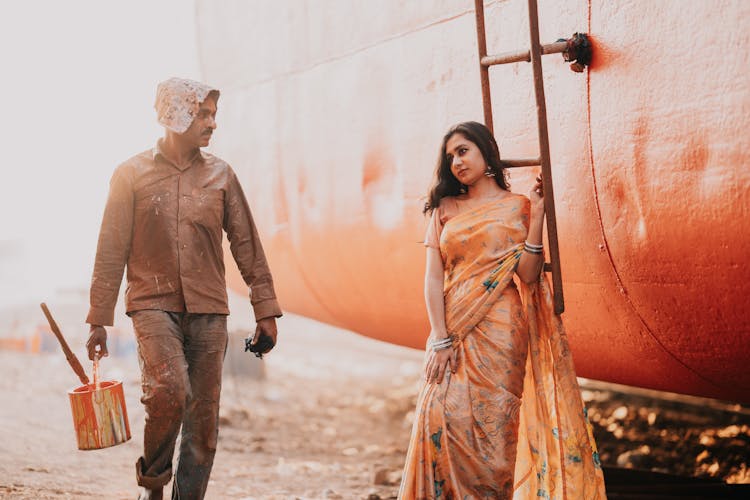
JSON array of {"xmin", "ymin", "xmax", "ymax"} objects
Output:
[{"xmin": 252, "ymin": 317, "xmax": 278, "ymax": 354}]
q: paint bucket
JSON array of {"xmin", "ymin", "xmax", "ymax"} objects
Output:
[
  {"xmin": 68, "ymin": 380, "xmax": 132, "ymax": 450},
  {"xmin": 40, "ymin": 302, "xmax": 132, "ymax": 450}
]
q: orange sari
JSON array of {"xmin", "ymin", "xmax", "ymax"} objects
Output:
[{"xmin": 399, "ymin": 195, "xmax": 606, "ymax": 499}]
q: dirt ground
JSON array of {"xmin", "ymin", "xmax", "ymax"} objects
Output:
[
  {"xmin": 0, "ymin": 311, "xmax": 423, "ymax": 500},
  {"xmin": 1, "ymin": 307, "xmax": 748, "ymax": 499}
]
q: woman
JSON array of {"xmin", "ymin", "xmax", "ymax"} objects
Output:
[{"xmin": 399, "ymin": 122, "xmax": 606, "ymax": 499}]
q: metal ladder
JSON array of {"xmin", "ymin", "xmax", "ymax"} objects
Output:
[{"xmin": 473, "ymin": 0, "xmax": 591, "ymax": 314}]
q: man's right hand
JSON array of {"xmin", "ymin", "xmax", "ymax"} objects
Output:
[{"xmin": 86, "ymin": 325, "xmax": 109, "ymax": 360}]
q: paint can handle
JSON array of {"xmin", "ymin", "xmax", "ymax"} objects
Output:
[{"xmin": 93, "ymin": 347, "xmax": 101, "ymax": 392}]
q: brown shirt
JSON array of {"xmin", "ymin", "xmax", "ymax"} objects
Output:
[{"xmin": 87, "ymin": 142, "xmax": 282, "ymax": 326}]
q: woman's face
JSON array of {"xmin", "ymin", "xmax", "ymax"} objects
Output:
[{"xmin": 445, "ymin": 133, "xmax": 487, "ymax": 187}]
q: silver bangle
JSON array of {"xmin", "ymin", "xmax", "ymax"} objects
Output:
[
  {"xmin": 428, "ymin": 336, "xmax": 454, "ymax": 352},
  {"xmin": 524, "ymin": 242, "xmax": 543, "ymax": 254},
  {"xmin": 429, "ymin": 339, "xmax": 452, "ymax": 348},
  {"xmin": 431, "ymin": 343, "xmax": 453, "ymax": 352}
]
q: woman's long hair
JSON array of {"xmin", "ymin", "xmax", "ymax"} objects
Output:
[{"xmin": 423, "ymin": 121, "xmax": 510, "ymax": 214}]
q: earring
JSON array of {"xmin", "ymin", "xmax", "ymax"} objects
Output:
[{"xmin": 484, "ymin": 165, "xmax": 496, "ymax": 177}]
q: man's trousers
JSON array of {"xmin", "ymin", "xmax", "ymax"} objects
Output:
[{"xmin": 131, "ymin": 310, "xmax": 228, "ymax": 500}]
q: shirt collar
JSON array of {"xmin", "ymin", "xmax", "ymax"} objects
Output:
[{"xmin": 153, "ymin": 139, "xmax": 206, "ymax": 171}]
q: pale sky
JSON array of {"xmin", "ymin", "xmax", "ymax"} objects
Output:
[{"xmin": 0, "ymin": 0, "xmax": 200, "ymax": 308}]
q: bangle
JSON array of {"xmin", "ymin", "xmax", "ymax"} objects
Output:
[
  {"xmin": 524, "ymin": 241, "xmax": 543, "ymax": 254},
  {"xmin": 430, "ymin": 339, "xmax": 452, "ymax": 350},
  {"xmin": 428, "ymin": 335, "xmax": 454, "ymax": 352}
]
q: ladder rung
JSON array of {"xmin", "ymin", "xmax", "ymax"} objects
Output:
[
  {"xmin": 543, "ymin": 262, "xmax": 552, "ymax": 273},
  {"xmin": 481, "ymin": 41, "xmax": 568, "ymax": 67},
  {"xmin": 501, "ymin": 157, "xmax": 541, "ymax": 168}
]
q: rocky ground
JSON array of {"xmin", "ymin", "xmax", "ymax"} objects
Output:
[
  {"xmin": 583, "ymin": 381, "xmax": 750, "ymax": 484},
  {"xmin": 0, "ymin": 309, "xmax": 748, "ymax": 499}
]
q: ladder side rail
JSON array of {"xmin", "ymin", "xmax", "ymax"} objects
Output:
[
  {"xmin": 474, "ymin": 0, "xmax": 494, "ymax": 133},
  {"xmin": 527, "ymin": 0, "xmax": 565, "ymax": 314}
]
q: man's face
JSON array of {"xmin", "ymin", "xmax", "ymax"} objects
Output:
[{"xmin": 183, "ymin": 94, "xmax": 218, "ymax": 148}]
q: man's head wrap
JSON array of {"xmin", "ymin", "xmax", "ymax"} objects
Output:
[{"xmin": 154, "ymin": 78, "xmax": 220, "ymax": 134}]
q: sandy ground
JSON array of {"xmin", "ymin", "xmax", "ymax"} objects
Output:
[
  {"xmin": 0, "ymin": 310, "xmax": 424, "ymax": 500},
  {"xmin": 1, "ymin": 301, "xmax": 748, "ymax": 499}
]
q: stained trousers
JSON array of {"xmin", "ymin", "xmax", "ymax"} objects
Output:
[{"xmin": 131, "ymin": 310, "xmax": 228, "ymax": 500}]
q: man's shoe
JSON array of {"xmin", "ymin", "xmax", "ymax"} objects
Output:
[{"xmin": 137, "ymin": 487, "xmax": 163, "ymax": 500}]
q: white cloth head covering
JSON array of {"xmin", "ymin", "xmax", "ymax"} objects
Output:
[{"xmin": 154, "ymin": 78, "xmax": 219, "ymax": 134}]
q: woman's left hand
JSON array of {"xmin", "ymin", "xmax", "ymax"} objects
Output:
[
  {"xmin": 424, "ymin": 346, "xmax": 457, "ymax": 384},
  {"xmin": 529, "ymin": 174, "xmax": 545, "ymax": 217}
]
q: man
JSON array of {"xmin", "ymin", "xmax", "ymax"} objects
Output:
[{"xmin": 85, "ymin": 78, "xmax": 282, "ymax": 500}]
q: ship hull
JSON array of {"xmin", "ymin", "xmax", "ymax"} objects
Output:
[{"xmin": 198, "ymin": 0, "xmax": 750, "ymax": 403}]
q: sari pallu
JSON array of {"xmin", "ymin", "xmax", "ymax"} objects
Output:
[{"xmin": 399, "ymin": 197, "xmax": 606, "ymax": 499}]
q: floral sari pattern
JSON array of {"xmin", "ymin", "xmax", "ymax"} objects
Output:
[{"xmin": 399, "ymin": 195, "xmax": 606, "ymax": 499}]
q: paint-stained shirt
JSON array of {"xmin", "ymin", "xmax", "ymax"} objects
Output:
[{"xmin": 86, "ymin": 141, "xmax": 282, "ymax": 326}]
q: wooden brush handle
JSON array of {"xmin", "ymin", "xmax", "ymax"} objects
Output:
[{"xmin": 40, "ymin": 303, "xmax": 90, "ymax": 386}]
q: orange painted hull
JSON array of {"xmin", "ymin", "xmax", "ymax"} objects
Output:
[{"xmin": 198, "ymin": 1, "xmax": 750, "ymax": 402}]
